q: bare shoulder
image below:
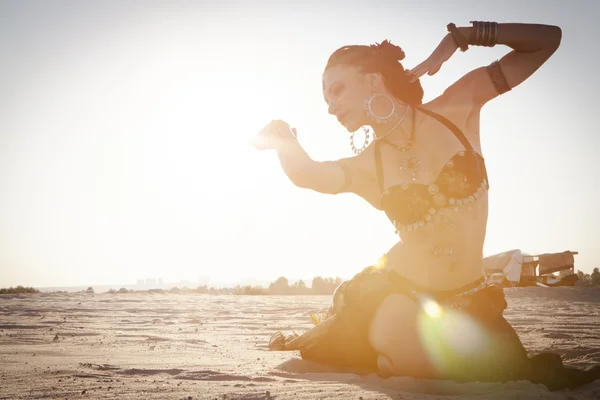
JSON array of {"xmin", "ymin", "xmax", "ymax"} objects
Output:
[
  {"xmin": 346, "ymin": 142, "xmax": 378, "ymax": 172},
  {"xmin": 336, "ymin": 144, "xmax": 382, "ymax": 208},
  {"xmin": 418, "ymin": 96, "xmax": 484, "ymax": 153}
]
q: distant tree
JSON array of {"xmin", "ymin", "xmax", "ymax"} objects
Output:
[
  {"xmin": 311, "ymin": 277, "xmax": 326, "ymax": 294},
  {"xmin": 268, "ymin": 277, "xmax": 290, "ymax": 295},
  {"xmin": 234, "ymin": 285, "xmax": 267, "ymax": 295},
  {"xmin": 576, "ymin": 271, "xmax": 593, "ymax": 287},
  {"xmin": 591, "ymin": 268, "xmax": 600, "ymax": 287},
  {"xmin": 290, "ymin": 280, "xmax": 309, "ymax": 295},
  {"xmin": 576, "ymin": 271, "xmax": 584, "ymax": 286},
  {"xmin": 0, "ymin": 286, "xmax": 40, "ymax": 294},
  {"xmin": 196, "ymin": 285, "xmax": 209, "ymax": 294},
  {"xmin": 311, "ymin": 276, "xmax": 344, "ymax": 295},
  {"xmin": 85, "ymin": 287, "xmax": 94, "ymax": 294}
]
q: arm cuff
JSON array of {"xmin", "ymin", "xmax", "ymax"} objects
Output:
[{"xmin": 486, "ymin": 61, "xmax": 511, "ymax": 94}]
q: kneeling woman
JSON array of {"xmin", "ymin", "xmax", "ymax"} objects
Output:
[{"xmin": 256, "ymin": 21, "xmax": 598, "ymax": 389}]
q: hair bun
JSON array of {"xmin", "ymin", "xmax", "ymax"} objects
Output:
[{"xmin": 371, "ymin": 39, "xmax": 405, "ymax": 61}]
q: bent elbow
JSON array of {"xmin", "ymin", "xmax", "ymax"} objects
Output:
[{"xmin": 548, "ymin": 25, "xmax": 562, "ymax": 50}]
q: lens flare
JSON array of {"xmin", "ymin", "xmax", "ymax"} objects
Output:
[
  {"xmin": 422, "ymin": 299, "xmax": 443, "ymax": 319},
  {"xmin": 417, "ymin": 302, "xmax": 492, "ymax": 378},
  {"xmin": 374, "ymin": 254, "xmax": 388, "ymax": 270}
]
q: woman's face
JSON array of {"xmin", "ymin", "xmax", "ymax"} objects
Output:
[{"xmin": 322, "ymin": 64, "xmax": 374, "ymax": 133}]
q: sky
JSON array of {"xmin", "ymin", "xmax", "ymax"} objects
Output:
[{"xmin": 1, "ymin": 0, "xmax": 598, "ymax": 288}]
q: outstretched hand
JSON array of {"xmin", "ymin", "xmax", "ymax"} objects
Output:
[
  {"xmin": 250, "ymin": 119, "xmax": 298, "ymax": 151},
  {"xmin": 406, "ymin": 34, "xmax": 459, "ymax": 82}
]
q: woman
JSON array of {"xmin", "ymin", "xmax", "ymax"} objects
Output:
[{"xmin": 255, "ymin": 21, "xmax": 598, "ymax": 389}]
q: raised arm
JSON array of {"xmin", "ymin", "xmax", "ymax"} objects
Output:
[
  {"xmin": 409, "ymin": 22, "xmax": 562, "ymax": 107},
  {"xmin": 458, "ymin": 22, "xmax": 562, "ymax": 106}
]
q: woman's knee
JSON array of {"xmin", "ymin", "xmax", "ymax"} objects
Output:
[
  {"xmin": 368, "ymin": 293, "xmax": 421, "ymax": 356},
  {"xmin": 369, "ymin": 293, "xmax": 454, "ymax": 378}
]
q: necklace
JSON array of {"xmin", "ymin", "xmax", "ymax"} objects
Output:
[
  {"xmin": 373, "ymin": 104, "xmax": 410, "ymax": 142},
  {"xmin": 384, "ymin": 107, "xmax": 420, "ymax": 181}
]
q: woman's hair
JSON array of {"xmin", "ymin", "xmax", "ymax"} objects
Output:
[{"xmin": 324, "ymin": 40, "xmax": 424, "ymax": 106}]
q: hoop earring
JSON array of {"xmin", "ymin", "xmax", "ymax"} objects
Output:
[
  {"xmin": 364, "ymin": 93, "xmax": 396, "ymax": 124},
  {"xmin": 349, "ymin": 127, "xmax": 372, "ymax": 155}
]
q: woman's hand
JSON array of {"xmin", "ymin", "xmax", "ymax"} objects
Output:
[
  {"xmin": 407, "ymin": 34, "xmax": 459, "ymax": 82},
  {"xmin": 250, "ymin": 120, "xmax": 298, "ymax": 151}
]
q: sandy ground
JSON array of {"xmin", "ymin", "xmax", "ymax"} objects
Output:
[{"xmin": 0, "ymin": 287, "xmax": 599, "ymax": 400}]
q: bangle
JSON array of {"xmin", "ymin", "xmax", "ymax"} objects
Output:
[
  {"xmin": 447, "ymin": 23, "xmax": 469, "ymax": 52},
  {"xmin": 469, "ymin": 21, "xmax": 498, "ymax": 47}
]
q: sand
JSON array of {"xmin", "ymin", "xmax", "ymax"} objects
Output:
[{"xmin": 0, "ymin": 287, "xmax": 599, "ymax": 400}]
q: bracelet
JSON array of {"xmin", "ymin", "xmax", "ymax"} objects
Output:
[
  {"xmin": 447, "ymin": 23, "xmax": 469, "ymax": 52},
  {"xmin": 469, "ymin": 21, "xmax": 498, "ymax": 47},
  {"xmin": 486, "ymin": 60, "xmax": 511, "ymax": 94}
]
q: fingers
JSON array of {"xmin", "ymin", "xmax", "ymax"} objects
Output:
[
  {"xmin": 406, "ymin": 71, "xmax": 417, "ymax": 83},
  {"xmin": 407, "ymin": 65, "xmax": 442, "ymax": 81},
  {"xmin": 251, "ymin": 120, "xmax": 296, "ymax": 150},
  {"xmin": 407, "ymin": 59, "xmax": 446, "ymax": 81},
  {"xmin": 251, "ymin": 123, "xmax": 277, "ymax": 150},
  {"xmin": 249, "ymin": 133, "xmax": 271, "ymax": 150},
  {"xmin": 257, "ymin": 120, "xmax": 286, "ymax": 137},
  {"xmin": 252, "ymin": 121, "xmax": 277, "ymax": 150},
  {"xmin": 406, "ymin": 62, "xmax": 429, "ymax": 83}
]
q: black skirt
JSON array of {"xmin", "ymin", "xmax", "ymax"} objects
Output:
[{"xmin": 299, "ymin": 266, "xmax": 600, "ymax": 391}]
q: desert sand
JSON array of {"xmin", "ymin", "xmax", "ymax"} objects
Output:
[{"xmin": 0, "ymin": 287, "xmax": 599, "ymax": 400}]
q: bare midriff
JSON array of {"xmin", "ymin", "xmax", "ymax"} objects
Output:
[{"xmin": 383, "ymin": 193, "xmax": 488, "ymax": 292}]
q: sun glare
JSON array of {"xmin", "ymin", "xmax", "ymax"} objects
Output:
[
  {"xmin": 417, "ymin": 305, "xmax": 491, "ymax": 376},
  {"xmin": 422, "ymin": 298, "xmax": 443, "ymax": 319},
  {"xmin": 374, "ymin": 254, "xmax": 388, "ymax": 270}
]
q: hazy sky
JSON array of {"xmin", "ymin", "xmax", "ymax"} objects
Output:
[{"xmin": 1, "ymin": 1, "xmax": 598, "ymax": 288}]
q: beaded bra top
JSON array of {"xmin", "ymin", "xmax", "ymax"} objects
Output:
[{"xmin": 375, "ymin": 108, "xmax": 489, "ymax": 234}]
